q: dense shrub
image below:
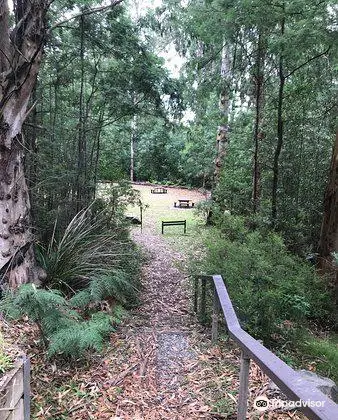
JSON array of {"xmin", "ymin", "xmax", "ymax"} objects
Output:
[
  {"xmin": 95, "ymin": 180, "xmax": 142, "ymax": 227},
  {"xmin": 193, "ymin": 214, "xmax": 333, "ymax": 344}
]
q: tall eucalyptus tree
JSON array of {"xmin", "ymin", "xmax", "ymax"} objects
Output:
[
  {"xmin": 0, "ymin": 0, "xmax": 50, "ymax": 287},
  {"xmin": 0, "ymin": 0, "xmax": 123, "ymax": 287}
]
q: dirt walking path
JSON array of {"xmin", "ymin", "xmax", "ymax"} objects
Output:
[
  {"xmin": 108, "ymin": 185, "xmax": 306, "ymax": 420},
  {"xmin": 110, "ymin": 225, "xmax": 228, "ymax": 419},
  {"xmin": 119, "ymin": 229, "xmax": 209, "ymax": 419}
]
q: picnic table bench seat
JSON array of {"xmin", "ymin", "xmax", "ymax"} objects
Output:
[{"xmin": 161, "ymin": 220, "xmax": 186, "ymax": 234}]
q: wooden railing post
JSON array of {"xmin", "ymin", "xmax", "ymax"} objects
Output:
[
  {"xmin": 23, "ymin": 356, "xmax": 31, "ymax": 420},
  {"xmin": 193, "ymin": 277, "xmax": 199, "ymax": 313},
  {"xmin": 200, "ymin": 277, "xmax": 207, "ymax": 323},
  {"xmin": 212, "ymin": 283, "xmax": 220, "ymax": 343},
  {"xmin": 237, "ymin": 351, "xmax": 250, "ymax": 420}
]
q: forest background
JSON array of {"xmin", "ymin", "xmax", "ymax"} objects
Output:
[{"xmin": 0, "ymin": 0, "xmax": 337, "ymax": 382}]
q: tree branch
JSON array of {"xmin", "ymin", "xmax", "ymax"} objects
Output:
[
  {"xmin": 0, "ymin": 46, "xmax": 12, "ymax": 68},
  {"xmin": 285, "ymin": 47, "xmax": 331, "ymax": 79},
  {"xmin": 0, "ymin": 0, "xmax": 11, "ymax": 72},
  {"xmin": 84, "ymin": 96, "xmax": 147, "ymax": 133},
  {"xmin": 50, "ymin": 0, "xmax": 124, "ymax": 31},
  {"xmin": 198, "ymin": 43, "xmax": 227, "ymax": 71},
  {"xmin": 24, "ymin": 100, "xmax": 38, "ymax": 120}
]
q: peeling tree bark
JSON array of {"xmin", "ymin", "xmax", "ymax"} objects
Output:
[
  {"xmin": 0, "ymin": 0, "xmax": 49, "ymax": 288},
  {"xmin": 130, "ymin": 113, "xmax": 137, "ymax": 182}
]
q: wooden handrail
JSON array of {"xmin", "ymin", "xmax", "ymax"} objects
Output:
[
  {"xmin": 0, "ymin": 355, "xmax": 30, "ymax": 420},
  {"xmin": 194, "ymin": 275, "xmax": 338, "ymax": 420}
]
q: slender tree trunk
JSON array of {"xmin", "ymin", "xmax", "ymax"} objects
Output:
[
  {"xmin": 25, "ymin": 85, "xmax": 38, "ymax": 194},
  {"xmin": 271, "ymin": 14, "xmax": 285, "ymax": 227},
  {"xmin": 82, "ymin": 60, "xmax": 99, "ymax": 201},
  {"xmin": 129, "ymin": 3, "xmax": 140, "ymax": 184},
  {"xmin": 252, "ymin": 32, "xmax": 266, "ymax": 214},
  {"xmin": 214, "ymin": 47, "xmax": 231, "ymax": 183},
  {"xmin": 92, "ymin": 108, "xmax": 105, "ymax": 198},
  {"xmin": 47, "ymin": 79, "xmax": 58, "ymax": 211},
  {"xmin": 0, "ymin": 0, "xmax": 48, "ymax": 287},
  {"xmin": 76, "ymin": 15, "xmax": 87, "ymax": 212},
  {"xmin": 130, "ymin": 114, "xmax": 137, "ymax": 182},
  {"xmin": 294, "ymin": 117, "xmax": 304, "ymax": 217},
  {"xmin": 271, "ymin": 64, "xmax": 285, "ymax": 226},
  {"xmin": 317, "ymin": 131, "xmax": 338, "ymax": 305},
  {"xmin": 206, "ymin": 45, "xmax": 231, "ymax": 224}
]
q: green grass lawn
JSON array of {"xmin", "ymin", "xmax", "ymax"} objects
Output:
[
  {"xmin": 127, "ymin": 184, "xmax": 211, "ymax": 274},
  {"xmin": 127, "ymin": 184, "xmax": 206, "ymax": 236}
]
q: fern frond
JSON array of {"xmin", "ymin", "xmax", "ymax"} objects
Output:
[
  {"xmin": 89, "ymin": 270, "xmax": 137, "ymax": 305},
  {"xmin": 48, "ymin": 313, "xmax": 113, "ymax": 358},
  {"xmin": 0, "ymin": 290, "xmax": 21, "ymax": 320},
  {"xmin": 69, "ymin": 290, "xmax": 91, "ymax": 309},
  {"xmin": 111, "ymin": 304, "xmax": 126, "ymax": 325}
]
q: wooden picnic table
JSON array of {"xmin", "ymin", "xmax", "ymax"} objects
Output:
[{"xmin": 174, "ymin": 199, "xmax": 194, "ymax": 208}]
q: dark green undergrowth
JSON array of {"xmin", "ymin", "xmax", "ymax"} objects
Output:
[
  {"xmin": 191, "ymin": 212, "xmax": 337, "ymax": 380},
  {"xmin": 0, "ymin": 284, "xmax": 125, "ymax": 358},
  {"xmin": 0, "ymin": 204, "xmax": 142, "ymax": 360},
  {"xmin": 273, "ymin": 331, "xmax": 338, "ymax": 383}
]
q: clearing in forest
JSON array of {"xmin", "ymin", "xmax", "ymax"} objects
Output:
[{"xmin": 127, "ymin": 183, "xmax": 209, "ymax": 232}]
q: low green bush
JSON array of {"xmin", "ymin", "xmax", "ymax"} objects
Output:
[
  {"xmin": 301, "ymin": 334, "xmax": 338, "ymax": 383},
  {"xmin": 193, "ymin": 214, "xmax": 333, "ymax": 344}
]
